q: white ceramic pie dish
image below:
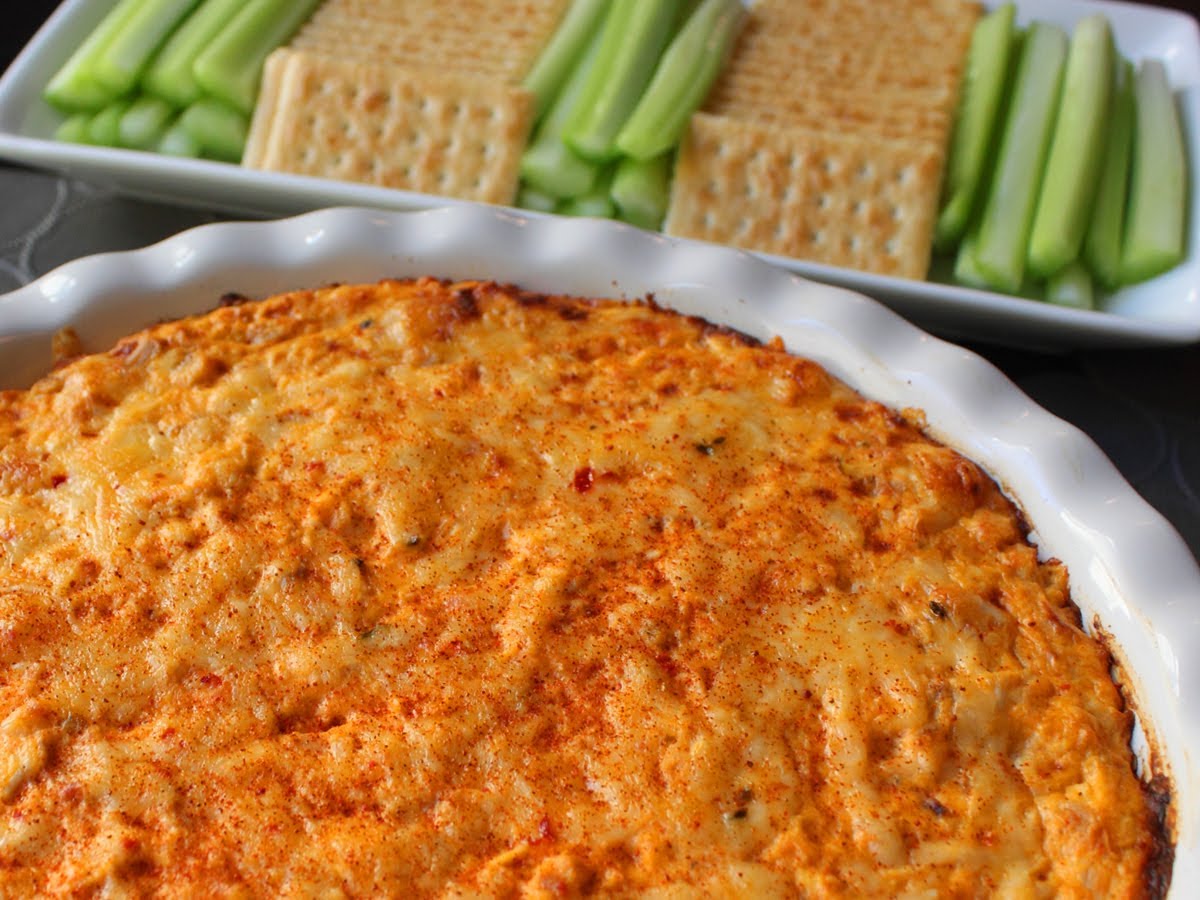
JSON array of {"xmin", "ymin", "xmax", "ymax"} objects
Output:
[
  {"xmin": 0, "ymin": 205, "xmax": 1196, "ymax": 891},
  {"xmin": 0, "ymin": 0, "xmax": 1197, "ymax": 348}
]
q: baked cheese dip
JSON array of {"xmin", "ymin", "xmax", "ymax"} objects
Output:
[{"xmin": 0, "ymin": 279, "xmax": 1170, "ymax": 896}]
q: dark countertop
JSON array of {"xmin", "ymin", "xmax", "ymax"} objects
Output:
[{"xmin": 2, "ymin": 3, "xmax": 1198, "ymax": 565}]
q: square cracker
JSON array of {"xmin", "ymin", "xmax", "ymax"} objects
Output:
[
  {"xmin": 292, "ymin": 0, "xmax": 569, "ymax": 82},
  {"xmin": 241, "ymin": 48, "xmax": 293, "ymax": 169},
  {"xmin": 663, "ymin": 113, "xmax": 945, "ymax": 280},
  {"xmin": 245, "ymin": 51, "xmax": 534, "ymax": 205}
]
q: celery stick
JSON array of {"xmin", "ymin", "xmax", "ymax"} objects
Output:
[
  {"xmin": 520, "ymin": 25, "xmax": 607, "ymax": 198},
  {"xmin": 559, "ymin": 192, "xmax": 616, "ymax": 219},
  {"xmin": 934, "ymin": 3, "xmax": 1017, "ymax": 250},
  {"xmin": 54, "ymin": 112, "xmax": 95, "ymax": 144},
  {"xmin": 87, "ymin": 98, "xmax": 135, "ymax": 146},
  {"xmin": 520, "ymin": 139, "xmax": 601, "ymax": 199},
  {"xmin": 559, "ymin": 166, "xmax": 616, "ymax": 217},
  {"xmin": 611, "ymin": 153, "xmax": 672, "ymax": 229},
  {"xmin": 142, "ymin": 0, "xmax": 246, "ymax": 107},
  {"xmin": 44, "ymin": 0, "xmax": 147, "ymax": 111},
  {"xmin": 954, "ymin": 227, "xmax": 1038, "ymax": 297},
  {"xmin": 523, "ymin": 0, "xmax": 610, "ymax": 123},
  {"xmin": 564, "ymin": 0, "xmax": 681, "ymax": 162},
  {"xmin": 952, "ymin": 228, "xmax": 993, "ymax": 290},
  {"xmin": 179, "ymin": 98, "xmax": 248, "ymax": 161},
  {"xmin": 516, "ymin": 184, "xmax": 560, "ymax": 213},
  {"xmin": 552, "ymin": 195, "xmax": 609, "ymax": 218},
  {"xmin": 1119, "ymin": 59, "xmax": 1188, "ymax": 285},
  {"xmin": 91, "ymin": 0, "xmax": 201, "ymax": 96},
  {"xmin": 1044, "ymin": 260, "xmax": 1095, "ymax": 309},
  {"xmin": 973, "ymin": 22, "xmax": 1067, "ymax": 294},
  {"xmin": 614, "ymin": 0, "xmax": 743, "ymax": 161},
  {"xmin": 1027, "ymin": 14, "xmax": 1114, "ymax": 278},
  {"xmin": 192, "ymin": 0, "xmax": 323, "ymax": 115},
  {"xmin": 157, "ymin": 118, "xmax": 202, "ymax": 157},
  {"xmin": 1084, "ymin": 59, "xmax": 1135, "ymax": 290},
  {"xmin": 118, "ymin": 94, "xmax": 175, "ymax": 149}
]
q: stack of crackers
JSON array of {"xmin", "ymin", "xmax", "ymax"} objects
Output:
[
  {"xmin": 663, "ymin": 0, "xmax": 981, "ymax": 280},
  {"xmin": 242, "ymin": 0, "xmax": 569, "ymax": 204}
]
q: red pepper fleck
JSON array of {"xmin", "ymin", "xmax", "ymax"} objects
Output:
[
  {"xmin": 573, "ymin": 466, "xmax": 594, "ymax": 493},
  {"xmin": 51, "ymin": 474, "xmax": 68, "ymax": 488}
]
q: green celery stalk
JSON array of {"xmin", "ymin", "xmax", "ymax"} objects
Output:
[
  {"xmin": 142, "ymin": 0, "xmax": 247, "ymax": 107},
  {"xmin": 952, "ymin": 228, "xmax": 993, "ymax": 290},
  {"xmin": 614, "ymin": 0, "xmax": 743, "ymax": 161},
  {"xmin": 559, "ymin": 193, "xmax": 615, "ymax": 218},
  {"xmin": 44, "ymin": 0, "xmax": 147, "ymax": 111},
  {"xmin": 559, "ymin": 166, "xmax": 616, "ymax": 217},
  {"xmin": 516, "ymin": 184, "xmax": 561, "ymax": 213},
  {"xmin": 934, "ymin": 3, "xmax": 1017, "ymax": 250},
  {"xmin": 157, "ymin": 117, "xmax": 202, "ymax": 156},
  {"xmin": 118, "ymin": 94, "xmax": 176, "ymax": 148},
  {"xmin": 91, "ymin": 0, "xmax": 202, "ymax": 96},
  {"xmin": 192, "ymin": 0, "xmax": 323, "ymax": 115},
  {"xmin": 54, "ymin": 112, "xmax": 95, "ymax": 144},
  {"xmin": 973, "ymin": 22, "xmax": 1068, "ymax": 294},
  {"xmin": 87, "ymin": 97, "xmax": 135, "ymax": 146},
  {"xmin": 520, "ymin": 25, "xmax": 607, "ymax": 198},
  {"xmin": 1027, "ymin": 14, "xmax": 1114, "ymax": 279},
  {"xmin": 611, "ymin": 153, "xmax": 673, "ymax": 229},
  {"xmin": 520, "ymin": 139, "xmax": 601, "ymax": 199},
  {"xmin": 1083, "ymin": 58, "xmax": 1135, "ymax": 290},
  {"xmin": 564, "ymin": 0, "xmax": 681, "ymax": 162},
  {"xmin": 523, "ymin": 0, "xmax": 611, "ymax": 123},
  {"xmin": 1119, "ymin": 59, "xmax": 1188, "ymax": 284},
  {"xmin": 1044, "ymin": 260, "xmax": 1095, "ymax": 309},
  {"xmin": 179, "ymin": 98, "xmax": 248, "ymax": 161}
]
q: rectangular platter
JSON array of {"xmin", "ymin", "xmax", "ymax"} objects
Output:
[{"xmin": 0, "ymin": 0, "xmax": 1197, "ymax": 348}]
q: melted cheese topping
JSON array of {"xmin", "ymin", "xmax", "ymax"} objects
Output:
[{"xmin": 0, "ymin": 279, "xmax": 1164, "ymax": 896}]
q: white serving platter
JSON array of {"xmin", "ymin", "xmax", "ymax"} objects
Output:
[
  {"xmin": 0, "ymin": 205, "xmax": 1197, "ymax": 893},
  {"xmin": 0, "ymin": 0, "xmax": 1198, "ymax": 348}
]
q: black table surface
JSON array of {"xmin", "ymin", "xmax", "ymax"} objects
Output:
[{"xmin": 2, "ymin": 3, "xmax": 1198, "ymax": 567}]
